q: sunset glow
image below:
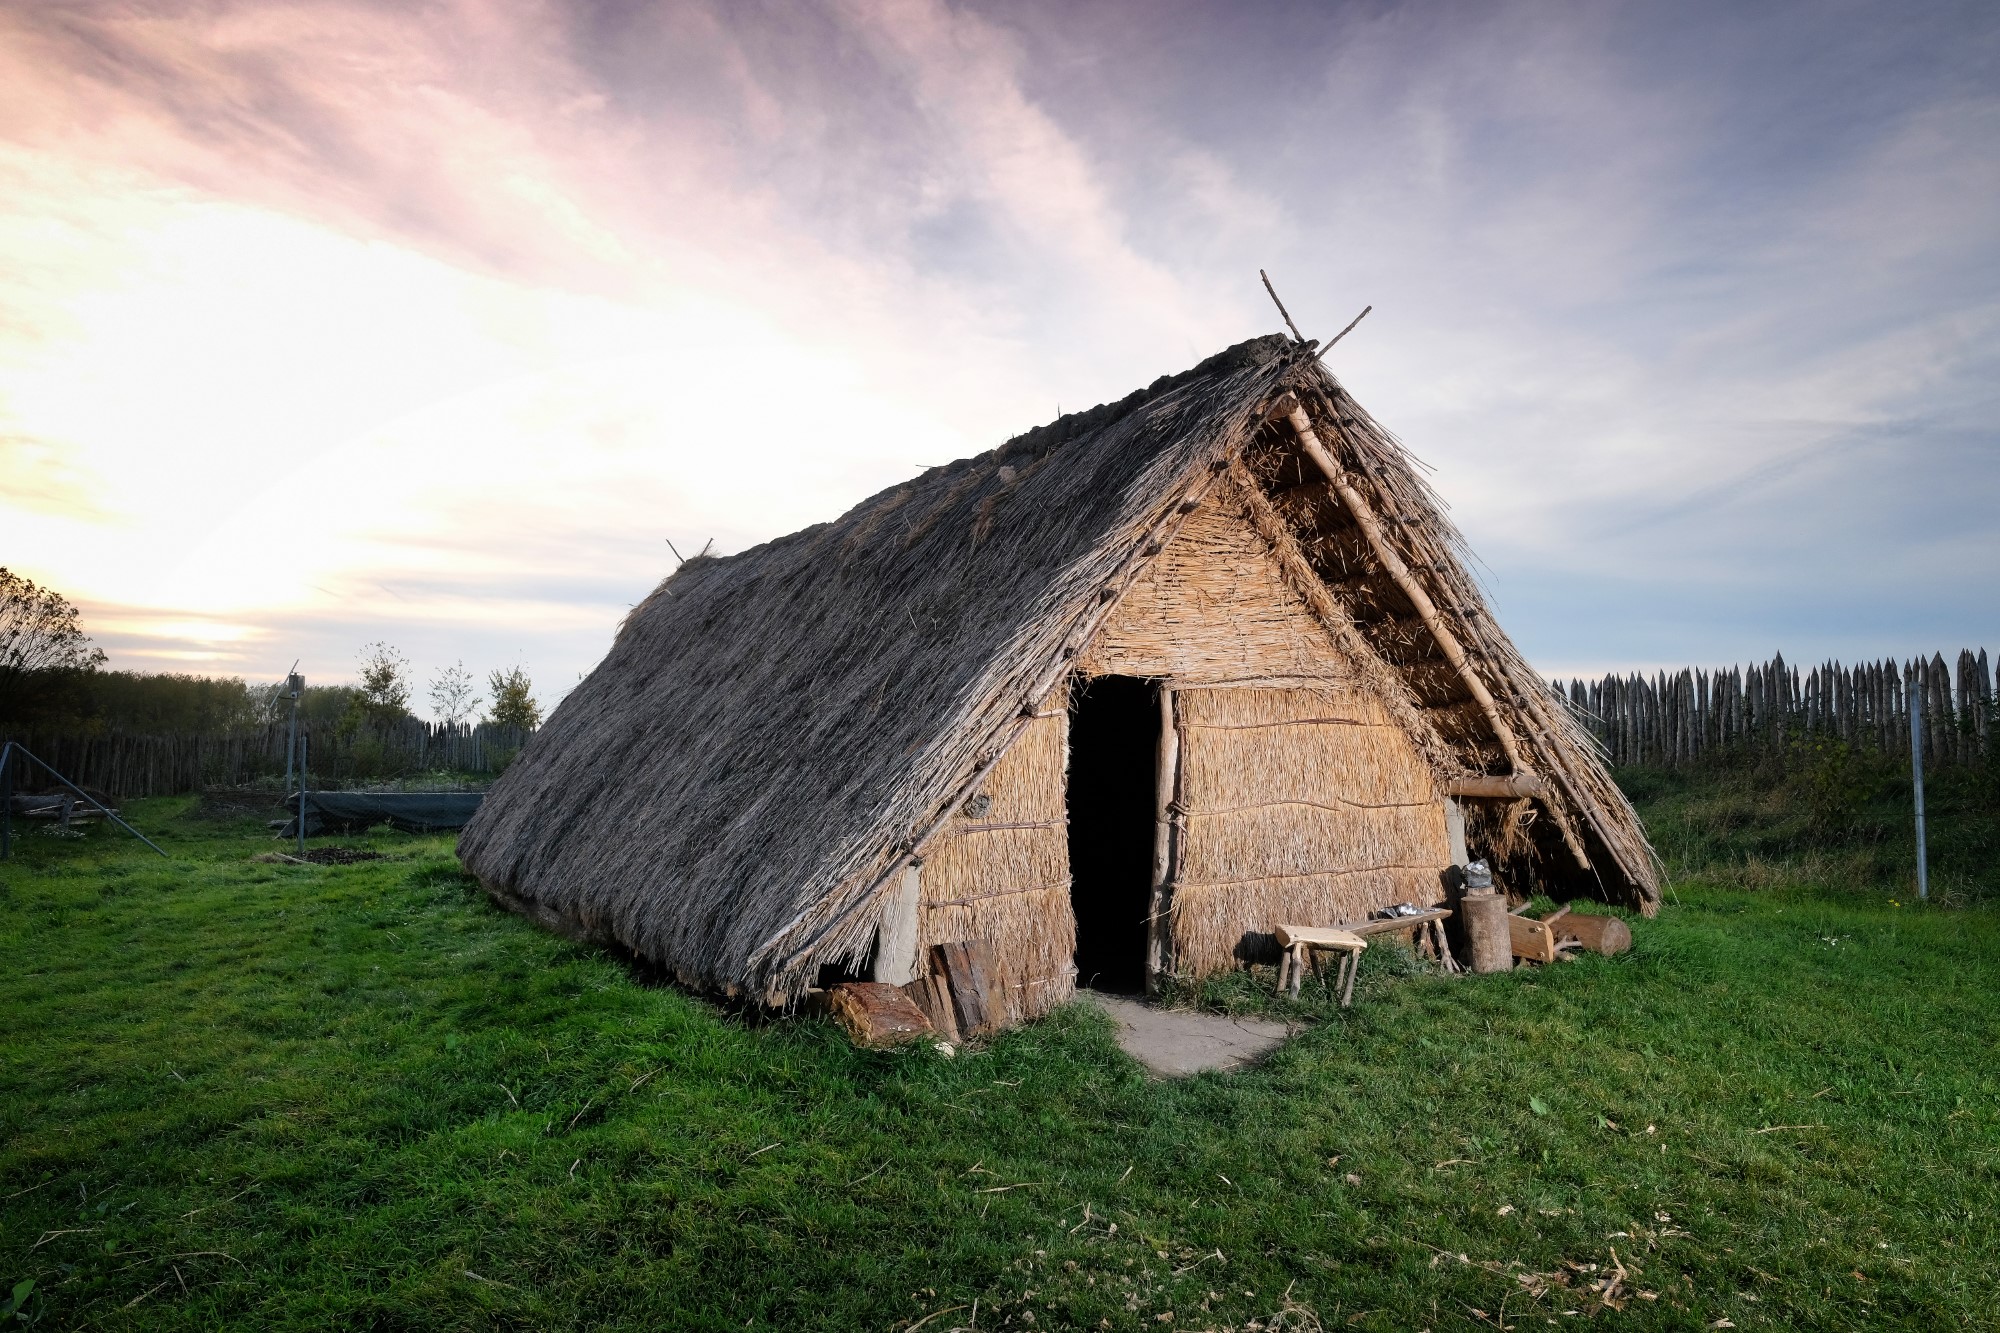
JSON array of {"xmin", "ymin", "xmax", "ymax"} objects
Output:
[{"xmin": 4, "ymin": 2, "xmax": 1995, "ymax": 709}]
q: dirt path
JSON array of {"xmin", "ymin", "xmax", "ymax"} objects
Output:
[{"xmin": 1080, "ymin": 991, "xmax": 1292, "ymax": 1076}]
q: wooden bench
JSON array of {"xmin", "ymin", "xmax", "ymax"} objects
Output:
[
  {"xmin": 1345, "ymin": 907, "xmax": 1458, "ymax": 974},
  {"xmin": 1274, "ymin": 925, "xmax": 1367, "ymax": 1005},
  {"xmin": 1274, "ymin": 908, "xmax": 1460, "ymax": 1005}
]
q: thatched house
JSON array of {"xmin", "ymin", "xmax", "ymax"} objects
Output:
[{"xmin": 458, "ymin": 334, "xmax": 1657, "ymax": 1024}]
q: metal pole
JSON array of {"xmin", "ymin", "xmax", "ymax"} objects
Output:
[
  {"xmin": 1907, "ymin": 661, "xmax": 1928, "ymax": 902},
  {"xmin": 283, "ymin": 670, "xmax": 305, "ymax": 855},
  {"xmin": 8, "ymin": 744, "xmax": 167, "ymax": 857},
  {"xmin": 2, "ymin": 742, "xmax": 13, "ymax": 861},
  {"xmin": 297, "ymin": 730, "xmax": 308, "ymax": 857}
]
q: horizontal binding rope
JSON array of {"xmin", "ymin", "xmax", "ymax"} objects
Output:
[
  {"xmin": 1173, "ymin": 863, "xmax": 1445, "ymax": 889},
  {"xmin": 1185, "ymin": 796, "xmax": 1443, "ymax": 816},
  {"xmin": 951, "ymin": 819, "xmax": 1064, "ymax": 833},
  {"xmin": 1180, "ymin": 716, "xmax": 1377, "ymax": 731},
  {"xmin": 921, "ymin": 882, "xmax": 1068, "ymax": 908},
  {"xmin": 1167, "ymin": 675, "xmax": 1355, "ymax": 689}
]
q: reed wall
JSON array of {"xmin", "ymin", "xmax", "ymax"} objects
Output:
[
  {"xmin": 917, "ymin": 692, "xmax": 1074, "ymax": 1023},
  {"xmin": 1079, "ymin": 501, "xmax": 1452, "ymax": 977},
  {"xmin": 1078, "ymin": 502, "xmax": 1353, "ymax": 684},
  {"xmin": 1170, "ymin": 686, "xmax": 1449, "ymax": 974}
]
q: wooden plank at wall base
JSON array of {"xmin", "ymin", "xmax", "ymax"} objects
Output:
[
  {"xmin": 932, "ymin": 941, "xmax": 999, "ymax": 1038},
  {"xmin": 904, "ymin": 974, "xmax": 961, "ymax": 1043},
  {"xmin": 871, "ymin": 865, "xmax": 922, "ymax": 986}
]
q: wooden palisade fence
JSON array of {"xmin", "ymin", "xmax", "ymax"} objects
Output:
[
  {"xmin": 2, "ymin": 719, "xmax": 535, "ymax": 799},
  {"xmin": 1554, "ymin": 649, "xmax": 1993, "ymax": 769},
  {"xmin": 13, "ymin": 651, "xmax": 1990, "ymax": 794}
]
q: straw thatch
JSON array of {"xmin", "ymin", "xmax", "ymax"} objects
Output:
[{"xmin": 458, "ymin": 333, "xmax": 1657, "ymax": 1010}]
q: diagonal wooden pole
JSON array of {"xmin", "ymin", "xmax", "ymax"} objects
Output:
[
  {"xmin": 1259, "ymin": 270, "xmax": 1306, "ymax": 342},
  {"xmin": 1279, "ymin": 402, "xmax": 1526, "ymax": 773}
]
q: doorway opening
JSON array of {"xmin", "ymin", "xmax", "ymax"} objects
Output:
[{"xmin": 1067, "ymin": 675, "xmax": 1160, "ymax": 993}]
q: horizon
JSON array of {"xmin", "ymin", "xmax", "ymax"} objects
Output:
[{"xmin": 5, "ymin": 1, "xmax": 1996, "ymax": 714}]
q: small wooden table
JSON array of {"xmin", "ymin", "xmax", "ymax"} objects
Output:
[{"xmin": 1274, "ymin": 908, "xmax": 1459, "ymax": 1005}]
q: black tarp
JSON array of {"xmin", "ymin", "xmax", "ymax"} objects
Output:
[{"xmin": 278, "ymin": 791, "xmax": 484, "ymax": 837}]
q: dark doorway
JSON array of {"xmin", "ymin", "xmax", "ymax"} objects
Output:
[{"xmin": 1067, "ymin": 675, "xmax": 1160, "ymax": 993}]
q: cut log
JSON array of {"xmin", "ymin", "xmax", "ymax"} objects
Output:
[
  {"xmin": 932, "ymin": 941, "xmax": 1000, "ymax": 1037},
  {"xmin": 1551, "ymin": 912, "xmax": 1632, "ymax": 957},
  {"xmin": 824, "ymin": 982, "xmax": 933, "ymax": 1048},
  {"xmin": 1459, "ymin": 890, "xmax": 1513, "ymax": 973},
  {"xmin": 904, "ymin": 973, "xmax": 961, "ymax": 1043}
]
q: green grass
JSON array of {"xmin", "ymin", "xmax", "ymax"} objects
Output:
[{"xmin": 2, "ymin": 791, "xmax": 1998, "ymax": 1330}]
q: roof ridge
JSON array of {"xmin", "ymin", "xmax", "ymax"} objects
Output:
[{"xmin": 990, "ymin": 333, "xmax": 1298, "ymax": 466}]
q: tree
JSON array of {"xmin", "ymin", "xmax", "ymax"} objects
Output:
[
  {"xmin": 343, "ymin": 642, "xmax": 412, "ymax": 729},
  {"xmin": 486, "ymin": 666, "xmax": 541, "ymax": 730},
  {"xmin": 0, "ymin": 568, "xmax": 105, "ymax": 724},
  {"xmin": 427, "ymin": 660, "xmax": 481, "ymax": 727},
  {"xmin": 0, "ymin": 567, "xmax": 105, "ymax": 676}
]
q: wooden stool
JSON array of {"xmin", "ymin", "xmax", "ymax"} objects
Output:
[{"xmin": 1274, "ymin": 925, "xmax": 1367, "ymax": 1006}]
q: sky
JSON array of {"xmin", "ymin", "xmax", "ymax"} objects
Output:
[{"xmin": 2, "ymin": 0, "xmax": 1995, "ymax": 716}]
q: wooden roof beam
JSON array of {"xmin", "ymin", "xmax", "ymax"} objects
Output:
[{"xmin": 1275, "ymin": 395, "xmax": 1529, "ymax": 776}]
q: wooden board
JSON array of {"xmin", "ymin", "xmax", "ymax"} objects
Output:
[
  {"xmin": 824, "ymin": 983, "xmax": 934, "ymax": 1048},
  {"xmin": 1444, "ymin": 774, "xmax": 1547, "ymax": 799},
  {"xmin": 904, "ymin": 974, "xmax": 961, "ymax": 1043},
  {"xmin": 1335, "ymin": 907, "xmax": 1451, "ymax": 938},
  {"xmin": 932, "ymin": 941, "xmax": 1000, "ymax": 1038},
  {"xmin": 1275, "ymin": 925, "xmax": 1367, "ymax": 950},
  {"xmin": 1507, "ymin": 912, "xmax": 1558, "ymax": 965}
]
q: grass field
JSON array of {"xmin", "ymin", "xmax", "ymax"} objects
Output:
[{"xmin": 2, "ymin": 773, "xmax": 1997, "ymax": 1331}]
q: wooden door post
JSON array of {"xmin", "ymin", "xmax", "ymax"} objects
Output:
[{"xmin": 1145, "ymin": 684, "xmax": 1179, "ymax": 991}]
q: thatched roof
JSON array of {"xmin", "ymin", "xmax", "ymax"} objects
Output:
[{"xmin": 458, "ymin": 334, "xmax": 1657, "ymax": 1005}]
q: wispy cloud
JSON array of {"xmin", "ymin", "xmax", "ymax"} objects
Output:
[{"xmin": 3, "ymin": 0, "xmax": 1995, "ymax": 701}]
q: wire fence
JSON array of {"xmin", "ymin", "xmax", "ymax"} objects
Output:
[{"xmin": 1554, "ymin": 649, "xmax": 1993, "ymax": 769}]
